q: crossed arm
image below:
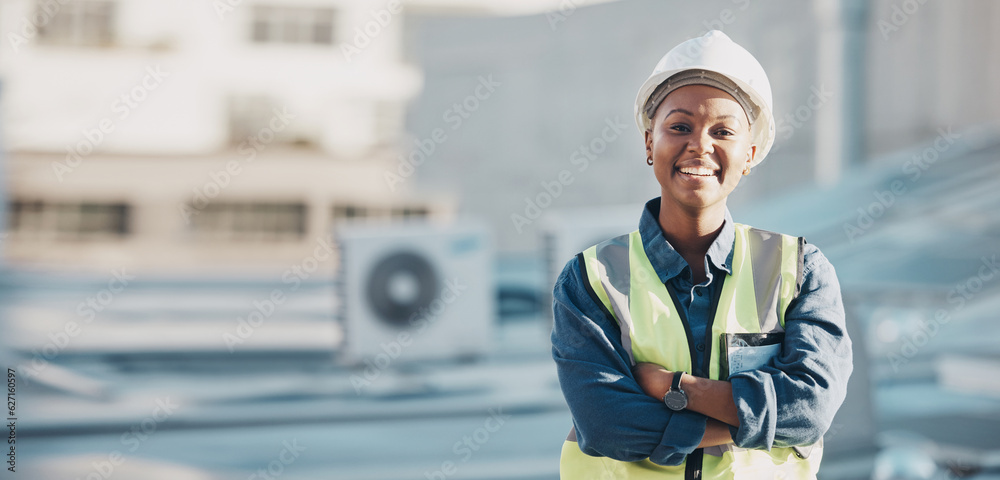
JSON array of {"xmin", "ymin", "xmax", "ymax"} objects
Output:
[
  {"xmin": 553, "ymin": 245, "xmax": 852, "ymax": 463},
  {"xmin": 632, "ymin": 363, "xmax": 738, "ymax": 448}
]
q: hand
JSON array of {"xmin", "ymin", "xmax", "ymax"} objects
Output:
[{"xmin": 632, "ymin": 362, "xmax": 673, "ymax": 400}]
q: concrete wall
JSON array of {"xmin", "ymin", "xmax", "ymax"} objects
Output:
[
  {"xmin": 865, "ymin": 0, "xmax": 1000, "ymax": 155},
  {"xmin": 404, "ymin": 0, "xmax": 1000, "ymax": 252},
  {"xmin": 404, "ymin": 0, "xmax": 826, "ymax": 252}
]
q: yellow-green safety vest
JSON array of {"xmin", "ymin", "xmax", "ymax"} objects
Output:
[{"xmin": 560, "ymin": 224, "xmax": 822, "ymax": 480}]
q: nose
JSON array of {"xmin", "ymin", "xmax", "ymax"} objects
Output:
[{"xmin": 687, "ymin": 130, "xmax": 714, "ymax": 155}]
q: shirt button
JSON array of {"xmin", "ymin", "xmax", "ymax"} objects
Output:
[
  {"xmin": 696, "ymin": 344, "xmax": 705, "ymax": 352},
  {"xmin": 695, "ymin": 289, "xmax": 703, "ymax": 297}
]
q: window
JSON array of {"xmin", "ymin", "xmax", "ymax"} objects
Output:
[
  {"xmin": 36, "ymin": 0, "xmax": 115, "ymax": 47},
  {"xmin": 332, "ymin": 203, "xmax": 430, "ymax": 225},
  {"xmin": 392, "ymin": 206, "xmax": 429, "ymax": 220},
  {"xmin": 251, "ymin": 6, "xmax": 335, "ymax": 45},
  {"xmin": 332, "ymin": 205, "xmax": 369, "ymax": 222},
  {"xmin": 189, "ymin": 202, "xmax": 307, "ymax": 241},
  {"xmin": 8, "ymin": 200, "xmax": 130, "ymax": 240}
]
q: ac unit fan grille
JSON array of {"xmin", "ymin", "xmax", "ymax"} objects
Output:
[{"xmin": 365, "ymin": 251, "xmax": 440, "ymax": 327}]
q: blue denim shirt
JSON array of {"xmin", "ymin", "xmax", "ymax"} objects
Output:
[{"xmin": 551, "ymin": 198, "xmax": 853, "ymax": 466}]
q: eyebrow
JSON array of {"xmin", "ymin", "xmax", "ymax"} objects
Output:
[
  {"xmin": 664, "ymin": 108, "xmax": 694, "ymax": 118},
  {"xmin": 664, "ymin": 110, "xmax": 742, "ymax": 123}
]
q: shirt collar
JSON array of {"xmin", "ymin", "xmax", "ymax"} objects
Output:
[{"xmin": 638, "ymin": 197, "xmax": 735, "ymax": 283}]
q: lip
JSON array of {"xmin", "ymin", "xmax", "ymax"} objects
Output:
[{"xmin": 673, "ymin": 161, "xmax": 719, "ymax": 180}]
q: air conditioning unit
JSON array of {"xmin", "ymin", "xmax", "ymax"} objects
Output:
[{"xmin": 336, "ymin": 221, "xmax": 494, "ymax": 364}]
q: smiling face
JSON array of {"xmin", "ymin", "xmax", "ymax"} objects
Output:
[{"xmin": 644, "ymin": 84, "xmax": 756, "ymax": 217}]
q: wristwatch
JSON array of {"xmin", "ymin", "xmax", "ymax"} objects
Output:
[{"xmin": 662, "ymin": 372, "xmax": 688, "ymax": 411}]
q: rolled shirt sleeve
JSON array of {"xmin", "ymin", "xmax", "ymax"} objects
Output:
[
  {"xmin": 552, "ymin": 256, "xmax": 707, "ymax": 466},
  {"xmin": 728, "ymin": 242, "xmax": 854, "ymax": 450}
]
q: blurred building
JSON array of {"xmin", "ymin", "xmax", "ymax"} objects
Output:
[
  {"xmin": 0, "ymin": 0, "xmax": 453, "ymax": 274},
  {"xmin": 1, "ymin": 3, "xmax": 999, "ymax": 479},
  {"xmin": 404, "ymin": 0, "xmax": 1000, "ymax": 252}
]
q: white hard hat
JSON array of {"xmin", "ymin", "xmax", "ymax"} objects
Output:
[{"xmin": 634, "ymin": 30, "xmax": 775, "ymax": 167}]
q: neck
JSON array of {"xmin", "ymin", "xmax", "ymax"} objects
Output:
[{"xmin": 657, "ymin": 198, "xmax": 726, "ymax": 259}]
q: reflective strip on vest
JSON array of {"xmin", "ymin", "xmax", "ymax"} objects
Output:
[{"xmin": 563, "ymin": 224, "xmax": 821, "ymax": 480}]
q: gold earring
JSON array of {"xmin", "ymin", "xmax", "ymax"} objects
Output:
[
  {"xmin": 647, "ymin": 157, "xmax": 653, "ymax": 166},
  {"xmin": 742, "ymin": 167, "xmax": 751, "ymax": 176}
]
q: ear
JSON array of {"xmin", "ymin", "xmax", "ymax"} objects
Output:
[
  {"xmin": 644, "ymin": 129, "xmax": 653, "ymax": 160},
  {"xmin": 744, "ymin": 144, "xmax": 757, "ymax": 174}
]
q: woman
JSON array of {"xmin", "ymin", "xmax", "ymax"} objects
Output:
[{"xmin": 551, "ymin": 30, "xmax": 853, "ymax": 479}]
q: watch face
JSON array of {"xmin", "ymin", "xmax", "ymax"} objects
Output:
[{"xmin": 664, "ymin": 391, "xmax": 687, "ymax": 411}]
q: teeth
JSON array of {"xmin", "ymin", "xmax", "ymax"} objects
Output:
[{"xmin": 679, "ymin": 167, "xmax": 715, "ymax": 176}]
